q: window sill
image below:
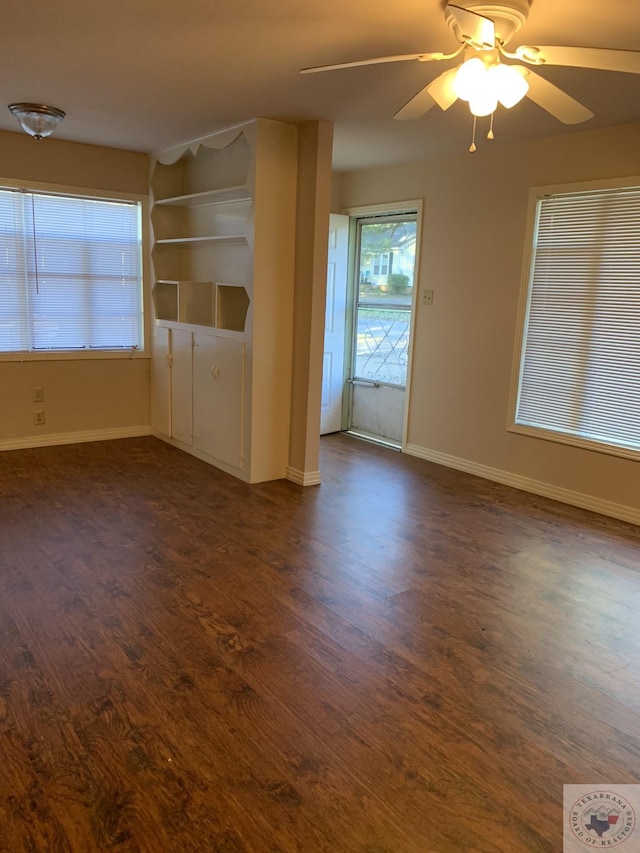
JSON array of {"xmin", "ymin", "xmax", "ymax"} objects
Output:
[
  {"xmin": 508, "ymin": 422, "xmax": 640, "ymax": 463},
  {"xmin": 0, "ymin": 349, "xmax": 150, "ymax": 363}
]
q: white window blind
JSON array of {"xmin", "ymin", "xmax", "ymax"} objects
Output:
[
  {"xmin": 515, "ymin": 185, "xmax": 640, "ymax": 457},
  {"xmin": 0, "ymin": 188, "xmax": 142, "ymax": 353}
]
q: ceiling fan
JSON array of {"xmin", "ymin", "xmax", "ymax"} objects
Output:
[{"xmin": 300, "ymin": 0, "xmax": 640, "ymax": 147}]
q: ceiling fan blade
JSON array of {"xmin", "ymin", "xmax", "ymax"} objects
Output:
[
  {"xmin": 300, "ymin": 52, "xmax": 449, "ymax": 75},
  {"xmin": 523, "ymin": 68, "xmax": 594, "ymax": 124},
  {"xmin": 394, "ymin": 85, "xmax": 437, "ymax": 121},
  {"xmin": 394, "ymin": 67, "xmax": 460, "ymax": 120},
  {"xmin": 446, "ymin": 4, "xmax": 495, "ymax": 49},
  {"xmin": 514, "ymin": 45, "xmax": 640, "ymax": 75}
]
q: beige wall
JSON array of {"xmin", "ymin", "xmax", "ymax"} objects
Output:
[
  {"xmin": 330, "ymin": 172, "xmax": 343, "ymax": 212},
  {"xmin": 339, "ymin": 122, "xmax": 640, "ymax": 514},
  {"xmin": 1, "ymin": 359, "xmax": 150, "ymax": 443},
  {"xmin": 0, "ymin": 130, "xmax": 148, "ymax": 194},
  {"xmin": 0, "ymin": 131, "xmax": 150, "ymax": 446}
]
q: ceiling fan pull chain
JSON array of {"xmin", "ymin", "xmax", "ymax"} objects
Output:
[
  {"xmin": 469, "ymin": 116, "xmax": 477, "ymax": 152},
  {"xmin": 487, "ymin": 112, "xmax": 495, "ymax": 140}
]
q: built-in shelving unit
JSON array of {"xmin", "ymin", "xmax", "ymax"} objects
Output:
[{"xmin": 150, "ymin": 118, "xmax": 298, "ymax": 484}]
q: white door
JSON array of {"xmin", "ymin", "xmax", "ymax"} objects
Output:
[{"xmin": 320, "ymin": 213, "xmax": 349, "ymax": 434}]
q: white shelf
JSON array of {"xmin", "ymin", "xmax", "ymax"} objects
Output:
[
  {"xmin": 156, "ymin": 279, "xmax": 205, "ymax": 285},
  {"xmin": 155, "ymin": 235, "xmax": 247, "ymax": 247},
  {"xmin": 155, "ymin": 186, "xmax": 251, "ymax": 208}
]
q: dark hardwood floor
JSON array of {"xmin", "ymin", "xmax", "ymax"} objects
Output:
[{"xmin": 0, "ymin": 433, "xmax": 639, "ymax": 852}]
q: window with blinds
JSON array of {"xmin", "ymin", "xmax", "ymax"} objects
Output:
[
  {"xmin": 512, "ymin": 183, "xmax": 640, "ymax": 459},
  {"xmin": 0, "ymin": 187, "xmax": 143, "ymax": 354}
]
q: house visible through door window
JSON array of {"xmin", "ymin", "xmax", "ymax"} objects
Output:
[{"xmin": 372, "ymin": 252, "xmax": 392, "ymax": 277}]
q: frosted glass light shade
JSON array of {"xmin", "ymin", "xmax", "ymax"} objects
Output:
[
  {"xmin": 453, "ymin": 58, "xmax": 487, "ymax": 102},
  {"xmin": 488, "ymin": 63, "xmax": 529, "ymax": 108},
  {"xmin": 469, "ymin": 90, "xmax": 499, "ymax": 117},
  {"xmin": 8, "ymin": 103, "xmax": 66, "ymax": 140}
]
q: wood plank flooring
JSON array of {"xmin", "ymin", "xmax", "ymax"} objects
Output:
[{"xmin": 0, "ymin": 433, "xmax": 639, "ymax": 852}]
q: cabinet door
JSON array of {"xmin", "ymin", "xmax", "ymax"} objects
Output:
[
  {"xmin": 193, "ymin": 333, "xmax": 244, "ymax": 468},
  {"xmin": 213, "ymin": 337, "xmax": 245, "ymax": 467},
  {"xmin": 151, "ymin": 325, "xmax": 171, "ymax": 437},
  {"xmin": 171, "ymin": 329, "xmax": 193, "ymax": 445}
]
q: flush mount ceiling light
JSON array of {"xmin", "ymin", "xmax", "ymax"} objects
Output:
[{"xmin": 8, "ymin": 103, "xmax": 66, "ymax": 140}]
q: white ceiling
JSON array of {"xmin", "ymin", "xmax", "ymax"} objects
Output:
[{"xmin": 2, "ymin": 0, "xmax": 640, "ymax": 170}]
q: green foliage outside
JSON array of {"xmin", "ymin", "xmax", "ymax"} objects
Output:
[
  {"xmin": 360, "ymin": 222, "xmax": 413, "ymax": 263},
  {"xmin": 386, "ymin": 273, "xmax": 410, "ymax": 294}
]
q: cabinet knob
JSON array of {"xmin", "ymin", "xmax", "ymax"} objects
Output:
[
  {"xmin": 211, "ymin": 365, "xmax": 220, "ymax": 380},
  {"xmin": 166, "ymin": 354, "xmax": 174, "ymax": 367}
]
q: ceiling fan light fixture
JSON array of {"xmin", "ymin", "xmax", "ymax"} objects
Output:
[
  {"xmin": 302, "ymin": 0, "xmax": 637, "ymax": 148},
  {"xmin": 454, "ymin": 55, "xmax": 528, "ymax": 116},
  {"xmin": 453, "ymin": 57, "xmax": 487, "ymax": 101},
  {"xmin": 489, "ymin": 62, "xmax": 529, "ymax": 107},
  {"xmin": 8, "ymin": 103, "xmax": 66, "ymax": 140}
]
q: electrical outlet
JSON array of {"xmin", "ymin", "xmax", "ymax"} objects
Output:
[
  {"xmin": 33, "ymin": 387, "xmax": 44, "ymax": 402},
  {"xmin": 422, "ymin": 289, "xmax": 434, "ymax": 306},
  {"xmin": 33, "ymin": 411, "xmax": 45, "ymax": 426}
]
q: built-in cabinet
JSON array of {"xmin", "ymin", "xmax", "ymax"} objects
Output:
[
  {"xmin": 152, "ymin": 325, "xmax": 244, "ymax": 469},
  {"xmin": 150, "ymin": 119, "xmax": 298, "ymax": 483}
]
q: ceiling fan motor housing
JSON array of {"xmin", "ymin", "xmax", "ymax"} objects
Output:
[{"xmin": 447, "ymin": 0, "xmax": 530, "ymax": 46}]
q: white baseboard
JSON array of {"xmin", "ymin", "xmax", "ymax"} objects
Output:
[
  {"xmin": 152, "ymin": 432, "xmax": 251, "ymax": 483},
  {"xmin": 405, "ymin": 443, "xmax": 640, "ymax": 527},
  {"xmin": 153, "ymin": 432, "xmax": 313, "ymax": 486},
  {"xmin": 0, "ymin": 425, "xmax": 152, "ymax": 453},
  {"xmin": 286, "ymin": 466, "xmax": 322, "ymax": 486}
]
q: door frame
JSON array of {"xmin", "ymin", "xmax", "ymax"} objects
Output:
[{"xmin": 342, "ymin": 199, "xmax": 423, "ymax": 451}]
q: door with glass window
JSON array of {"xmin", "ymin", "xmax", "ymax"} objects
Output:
[{"xmin": 348, "ymin": 213, "xmax": 417, "ymax": 445}]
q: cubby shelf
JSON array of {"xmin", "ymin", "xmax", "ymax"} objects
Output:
[
  {"xmin": 155, "ymin": 185, "xmax": 251, "ymax": 207},
  {"xmin": 152, "ymin": 280, "xmax": 249, "ymax": 332}
]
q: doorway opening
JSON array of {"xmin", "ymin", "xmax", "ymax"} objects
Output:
[
  {"xmin": 320, "ymin": 202, "xmax": 421, "ymax": 450},
  {"xmin": 347, "ymin": 211, "xmax": 418, "ymax": 447}
]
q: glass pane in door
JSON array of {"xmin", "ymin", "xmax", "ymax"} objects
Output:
[{"xmin": 354, "ymin": 218, "xmax": 417, "ymax": 388}]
